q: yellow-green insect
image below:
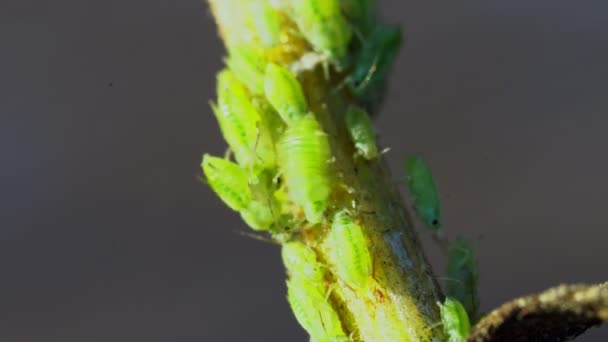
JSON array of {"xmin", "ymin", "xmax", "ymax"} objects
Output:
[
  {"xmin": 214, "ymin": 69, "xmax": 276, "ymax": 171},
  {"xmin": 286, "ymin": 279, "xmax": 348, "ymax": 342},
  {"xmin": 345, "ymin": 105, "xmax": 378, "ymax": 159},
  {"xmin": 288, "ymin": 0, "xmax": 352, "ymax": 65},
  {"xmin": 264, "ymin": 63, "xmax": 307, "ymax": 125},
  {"xmin": 404, "ymin": 155, "xmax": 441, "ymax": 231},
  {"xmin": 246, "ymin": 1, "xmax": 282, "ymax": 48},
  {"xmin": 446, "ymin": 238, "xmax": 479, "ymax": 321},
  {"xmin": 327, "ymin": 210, "xmax": 372, "ymax": 291},
  {"xmin": 439, "ymin": 297, "xmax": 471, "ymax": 342},
  {"xmin": 201, "ymin": 154, "xmax": 251, "ymax": 212},
  {"xmin": 278, "ymin": 114, "xmax": 331, "ymax": 224},
  {"xmin": 225, "ymin": 45, "xmax": 267, "ymax": 95}
]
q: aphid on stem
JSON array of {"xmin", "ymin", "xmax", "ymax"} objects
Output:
[
  {"xmin": 345, "ymin": 105, "xmax": 378, "ymax": 160},
  {"xmin": 404, "ymin": 155, "xmax": 442, "ymax": 231}
]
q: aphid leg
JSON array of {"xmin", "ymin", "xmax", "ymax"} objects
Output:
[
  {"xmin": 234, "ymin": 230, "xmax": 278, "ymax": 245},
  {"xmin": 247, "ymin": 124, "xmax": 262, "ymax": 184}
]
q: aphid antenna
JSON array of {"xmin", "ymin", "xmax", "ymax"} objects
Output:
[{"xmin": 234, "ymin": 229, "xmax": 278, "ymax": 245}]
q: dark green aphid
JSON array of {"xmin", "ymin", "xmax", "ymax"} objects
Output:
[
  {"xmin": 345, "ymin": 105, "xmax": 378, "ymax": 159},
  {"xmin": 404, "ymin": 155, "xmax": 441, "ymax": 231},
  {"xmin": 349, "ymin": 24, "xmax": 402, "ymax": 97},
  {"xmin": 439, "ymin": 297, "xmax": 471, "ymax": 342},
  {"xmin": 446, "ymin": 238, "xmax": 479, "ymax": 321}
]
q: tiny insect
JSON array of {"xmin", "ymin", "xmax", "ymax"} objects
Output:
[
  {"xmin": 404, "ymin": 155, "xmax": 442, "ymax": 231},
  {"xmin": 288, "ymin": 0, "xmax": 352, "ymax": 66},
  {"xmin": 264, "ymin": 63, "xmax": 308, "ymax": 125},
  {"xmin": 286, "ymin": 279, "xmax": 348, "ymax": 342},
  {"xmin": 327, "ymin": 210, "xmax": 372, "ymax": 291},
  {"xmin": 439, "ymin": 297, "xmax": 471, "ymax": 342},
  {"xmin": 281, "ymin": 241, "xmax": 325, "ymax": 285},
  {"xmin": 246, "ymin": 1, "xmax": 282, "ymax": 48},
  {"xmin": 201, "ymin": 154, "xmax": 251, "ymax": 212},
  {"xmin": 345, "ymin": 105, "xmax": 378, "ymax": 160},
  {"xmin": 349, "ymin": 24, "xmax": 402, "ymax": 97},
  {"xmin": 446, "ymin": 238, "xmax": 479, "ymax": 322},
  {"xmin": 214, "ymin": 69, "xmax": 276, "ymax": 171},
  {"xmin": 278, "ymin": 114, "xmax": 331, "ymax": 224},
  {"xmin": 225, "ymin": 44, "xmax": 268, "ymax": 95}
]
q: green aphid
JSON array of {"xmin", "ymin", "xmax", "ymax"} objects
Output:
[
  {"xmin": 328, "ymin": 210, "xmax": 372, "ymax": 291},
  {"xmin": 446, "ymin": 238, "xmax": 479, "ymax": 321},
  {"xmin": 282, "ymin": 241, "xmax": 325, "ymax": 285},
  {"xmin": 288, "ymin": 0, "xmax": 352, "ymax": 64},
  {"xmin": 404, "ymin": 155, "xmax": 441, "ymax": 231},
  {"xmin": 264, "ymin": 63, "xmax": 307, "ymax": 125},
  {"xmin": 247, "ymin": 1, "xmax": 282, "ymax": 48},
  {"xmin": 340, "ymin": 0, "xmax": 376, "ymax": 35},
  {"xmin": 201, "ymin": 154, "xmax": 251, "ymax": 212},
  {"xmin": 345, "ymin": 105, "xmax": 378, "ymax": 160},
  {"xmin": 439, "ymin": 297, "xmax": 471, "ymax": 342},
  {"xmin": 225, "ymin": 45, "xmax": 267, "ymax": 95},
  {"xmin": 278, "ymin": 114, "xmax": 331, "ymax": 224},
  {"xmin": 286, "ymin": 279, "xmax": 347, "ymax": 342},
  {"xmin": 214, "ymin": 69, "xmax": 276, "ymax": 171},
  {"xmin": 349, "ymin": 24, "xmax": 402, "ymax": 97}
]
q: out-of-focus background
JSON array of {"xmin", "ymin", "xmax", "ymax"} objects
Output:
[{"xmin": 1, "ymin": 0, "xmax": 607, "ymax": 340}]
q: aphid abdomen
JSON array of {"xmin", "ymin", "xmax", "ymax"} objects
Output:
[
  {"xmin": 286, "ymin": 280, "xmax": 327, "ymax": 341},
  {"xmin": 279, "ymin": 114, "xmax": 331, "ymax": 223},
  {"xmin": 345, "ymin": 105, "xmax": 378, "ymax": 159},
  {"xmin": 328, "ymin": 211, "xmax": 372, "ymax": 291},
  {"xmin": 282, "ymin": 241, "xmax": 325, "ymax": 285},
  {"xmin": 201, "ymin": 154, "xmax": 251, "ymax": 212},
  {"xmin": 264, "ymin": 63, "xmax": 307, "ymax": 125}
]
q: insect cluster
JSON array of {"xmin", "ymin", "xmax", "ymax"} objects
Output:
[{"xmin": 202, "ymin": 1, "xmax": 432, "ymax": 341}]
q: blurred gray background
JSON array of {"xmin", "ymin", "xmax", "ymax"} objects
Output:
[{"xmin": 1, "ymin": 0, "xmax": 607, "ymax": 341}]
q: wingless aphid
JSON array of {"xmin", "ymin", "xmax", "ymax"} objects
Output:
[
  {"xmin": 264, "ymin": 63, "xmax": 307, "ymax": 125},
  {"xmin": 281, "ymin": 241, "xmax": 325, "ymax": 286},
  {"xmin": 446, "ymin": 238, "xmax": 479, "ymax": 321},
  {"xmin": 201, "ymin": 154, "xmax": 251, "ymax": 212},
  {"xmin": 287, "ymin": 0, "xmax": 352, "ymax": 67},
  {"xmin": 439, "ymin": 297, "xmax": 471, "ymax": 342},
  {"xmin": 225, "ymin": 44, "xmax": 268, "ymax": 95},
  {"xmin": 345, "ymin": 105, "xmax": 378, "ymax": 160},
  {"xmin": 327, "ymin": 210, "xmax": 372, "ymax": 291},
  {"xmin": 278, "ymin": 114, "xmax": 331, "ymax": 224},
  {"xmin": 404, "ymin": 155, "xmax": 442, "ymax": 231},
  {"xmin": 214, "ymin": 69, "xmax": 276, "ymax": 172}
]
